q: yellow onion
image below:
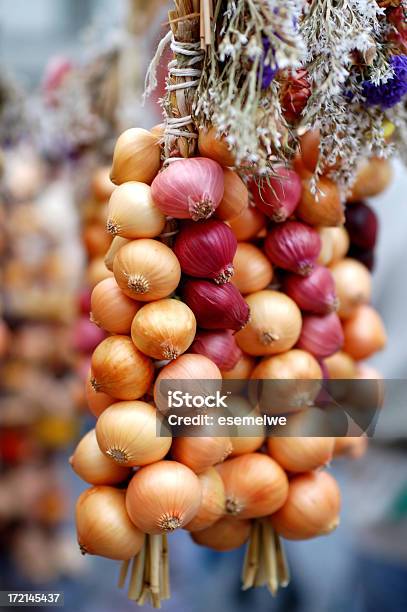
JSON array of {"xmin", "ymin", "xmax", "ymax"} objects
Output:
[
  {"xmin": 70, "ymin": 429, "xmax": 130, "ymax": 485},
  {"xmin": 267, "ymin": 437, "xmax": 334, "ymax": 473},
  {"xmin": 198, "ymin": 127, "xmax": 235, "ymax": 167},
  {"xmin": 191, "ymin": 516, "xmax": 251, "ymax": 551},
  {"xmin": 91, "ymin": 166, "xmax": 115, "ymax": 202},
  {"xmin": 348, "ymin": 157, "xmax": 392, "ymax": 202},
  {"xmin": 110, "ymin": 128, "xmax": 161, "ymax": 185},
  {"xmin": 334, "ymin": 437, "xmax": 368, "ymax": 458},
  {"xmin": 271, "ymin": 471, "xmax": 341, "ymax": 540},
  {"xmin": 95, "ymin": 400, "xmax": 171, "ymax": 466},
  {"xmin": 113, "ymin": 239, "xmax": 181, "ymax": 301},
  {"xmin": 227, "ymin": 397, "xmax": 265, "ymax": 456},
  {"xmin": 87, "ymin": 258, "xmax": 113, "ymax": 288},
  {"xmin": 343, "ymin": 305, "xmax": 386, "ymax": 360},
  {"xmin": 131, "ymin": 298, "xmax": 196, "ymax": 360},
  {"xmin": 217, "ymin": 453, "xmax": 288, "ymax": 519},
  {"xmin": 228, "ymin": 206, "xmax": 266, "ymax": 241},
  {"xmin": 85, "ymin": 370, "xmax": 114, "ymax": 417},
  {"xmin": 171, "ymin": 436, "xmax": 232, "ymax": 474},
  {"xmin": 324, "ymin": 351, "xmax": 357, "ymax": 379},
  {"xmin": 91, "ymin": 335, "xmax": 154, "ymax": 400},
  {"xmin": 126, "ymin": 460, "xmax": 201, "ymax": 534},
  {"xmin": 150, "ymin": 123, "xmax": 164, "ymax": 142},
  {"xmin": 82, "ymin": 223, "xmax": 112, "ymax": 258},
  {"xmin": 184, "ymin": 468, "xmax": 225, "ymax": 531},
  {"xmin": 297, "ymin": 175, "xmax": 344, "ymax": 227},
  {"xmin": 216, "ymin": 168, "xmax": 249, "ymax": 221},
  {"xmin": 76, "ymin": 486, "xmax": 144, "ymax": 560},
  {"xmin": 232, "ymin": 243, "xmax": 273, "ymax": 294},
  {"xmin": 104, "ymin": 236, "xmax": 130, "ymax": 272},
  {"xmin": 235, "ymin": 290, "xmax": 302, "ymax": 356},
  {"xmin": 331, "ymin": 258, "xmax": 372, "ymax": 318},
  {"xmin": 90, "ymin": 277, "xmax": 140, "ymax": 334},
  {"xmin": 107, "ymin": 182, "xmax": 165, "ymax": 238},
  {"xmin": 318, "ymin": 227, "xmax": 350, "ymax": 266},
  {"xmin": 221, "ymin": 353, "xmax": 256, "ymax": 382}
]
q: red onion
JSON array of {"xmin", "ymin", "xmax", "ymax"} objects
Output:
[
  {"xmin": 345, "ymin": 201, "xmax": 378, "ymax": 250},
  {"xmin": 264, "ymin": 221, "xmax": 321, "ymax": 275},
  {"xmin": 72, "ymin": 316, "xmax": 106, "ymax": 353},
  {"xmin": 182, "ymin": 279, "xmax": 250, "ymax": 331},
  {"xmin": 189, "ymin": 329, "xmax": 242, "ymax": 371},
  {"xmin": 251, "ymin": 167, "xmax": 302, "ymax": 222},
  {"xmin": 151, "ymin": 157, "xmax": 224, "ymax": 220},
  {"xmin": 174, "ymin": 220, "xmax": 237, "ymax": 284},
  {"xmin": 78, "ymin": 287, "xmax": 92, "ymax": 315},
  {"xmin": 283, "ymin": 265, "xmax": 337, "ymax": 314},
  {"xmin": 296, "ymin": 312, "xmax": 344, "ymax": 359},
  {"xmin": 348, "ymin": 245, "xmax": 375, "ymax": 272}
]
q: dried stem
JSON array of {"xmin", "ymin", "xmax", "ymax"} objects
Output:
[{"xmin": 118, "ymin": 560, "xmax": 130, "ymax": 589}]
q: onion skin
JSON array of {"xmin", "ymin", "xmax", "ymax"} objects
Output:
[
  {"xmin": 126, "ymin": 461, "xmax": 202, "ymax": 534},
  {"xmin": 297, "ymin": 312, "xmax": 344, "ymax": 359},
  {"xmin": 173, "ymin": 220, "xmax": 237, "ymax": 284},
  {"xmin": 191, "ymin": 516, "xmax": 251, "ymax": 551},
  {"xmin": 90, "ymin": 335, "xmax": 154, "ymax": 400},
  {"xmin": 95, "ymin": 401, "xmax": 172, "ymax": 467},
  {"xmin": 76, "ymin": 486, "xmax": 144, "ymax": 560},
  {"xmin": 184, "ymin": 467, "xmax": 226, "ymax": 531},
  {"xmin": 87, "ymin": 258, "xmax": 114, "ymax": 288},
  {"xmin": 151, "ymin": 157, "xmax": 224, "ymax": 220},
  {"xmin": 91, "ymin": 166, "xmax": 115, "ymax": 202},
  {"xmin": 216, "ymin": 168, "xmax": 249, "ymax": 221},
  {"xmin": 70, "ymin": 429, "xmax": 130, "ymax": 485},
  {"xmin": 90, "ymin": 277, "xmax": 140, "ymax": 334},
  {"xmin": 110, "ymin": 128, "xmax": 161, "ymax": 185},
  {"xmin": 182, "ymin": 279, "xmax": 250, "ymax": 331},
  {"xmin": 221, "ymin": 353, "xmax": 256, "ymax": 382},
  {"xmin": 264, "ymin": 221, "xmax": 321, "ymax": 275},
  {"xmin": 82, "ymin": 223, "xmax": 112, "ymax": 258},
  {"xmin": 189, "ymin": 329, "xmax": 242, "ymax": 371},
  {"xmin": 267, "ymin": 437, "xmax": 334, "ymax": 473},
  {"xmin": 348, "ymin": 158, "xmax": 392, "ymax": 202},
  {"xmin": 251, "ymin": 168, "xmax": 302, "ymax": 222},
  {"xmin": 318, "ymin": 227, "xmax": 350, "ymax": 266},
  {"xmin": 324, "ymin": 351, "xmax": 357, "ymax": 379},
  {"xmin": 232, "ymin": 243, "xmax": 273, "ymax": 294},
  {"xmin": 297, "ymin": 175, "xmax": 344, "ymax": 227},
  {"xmin": 228, "ymin": 206, "xmax": 266, "ymax": 241},
  {"xmin": 72, "ymin": 316, "xmax": 106, "ymax": 353},
  {"xmin": 85, "ymin": 371, "xmax": 114, "ymax": 417},
  {"xmin": 345, "ymin": 201, "xmax": 378, "ymax": 250},
  {"xmin": 283, "ymin": 265, "xmax": 337, "ymax": 314},
  {"xmin": 235, "ymin": 290, "xmax": 302, "ymax": 356},
  {"xmin": 270, "ymin": 471, "xmax": 341, "ymax": 540},
  {"xmin": 334, "ymin": 437, "xmax": 368, "ymax": 459},
  {"xmin": 330, "ymin": 258, "xmax": 372, "ymax": 319},
  {"xmin": 198, "ymin": 128, "xmax": 235, "ymax": 167},
  {"xmin": 104, "ymin": 236, "xmax": 130, "ymax": 272},
  {"xmin": 216, "ymin": 453, "xmax": 289, "ymax": 519},
  {"xmin": 342, "ymin": 305, "xmax": 386, "ymax": 360},
  {"xmin": 171, "ymin": 436, "xmax": 232, "ymax": 474}
]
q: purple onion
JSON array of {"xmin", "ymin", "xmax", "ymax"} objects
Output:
[
  {"xmin": 297, "ymin": 312, "xmax": 344, "ymax": 359},
  {"xmin": 345, "ymin": 201, "xmax": 378, "ymax": 251},
  {"xmin": 189, "ymin": 329, "xmax": 242, "ymax": 371}
]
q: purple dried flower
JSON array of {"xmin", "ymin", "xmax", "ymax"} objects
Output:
[
  {"xmin": 259, "ymin": 37, "xmax": 278, "ymax": 89},
  {"xmin": 362, "ymin": 55, "xmax": 407, "ymax": 110}
]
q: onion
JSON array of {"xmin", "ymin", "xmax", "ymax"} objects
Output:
[
  {"xmin": 151, "ymin": 157, "xmax": 224, "ymax": 220},
  {"xmin": 283, "ymin": 265, "xmax": 337, "ymax": 314},
  {"xmin": 216, "ymin": 168, "xmax": 248, "ymax": 221},
  {"xmin": 334, "ymin": 437, "xmax": 368, "ymax": 459},
  {"xmin": 345, "ymin": 201, "xmax": 378, "ymax": 250},
  {"xmin": 271, "ymin": 471, "xmax": 341, "ymax": 540},
  {"xmin": 342, "ymin": 304, "xmax": 386, "ymax": 360},
  {"xmin": 90, "ymin": 277, "xmax": 140, "ymax": 334},
  {"xmin": 297, "ymin": 176, "xmax": 344, "ymax": 227},
  {"xmin": 131, "ymin": 299, "xmax": 196, "ymax": 360},
  {"xmin": 107, "ymin": 182, "xmax": 165, "ymax": 238},
  {"xmin": 184, "ymin": 467, "xmax": 226, "ymax": 531},
  {"xmin": 86, "ymin": 258, "xmax": 113, "ymax": 288},
  {"xmin": 91, "ymin": 335, "xmax": 154, "ymax": 400},
  {"xmin": 70, "ymin": 429, "xmax": 130, "ymax": 484},
  {"xmin": 191, "ymin": 517, "xmax": 251, "ymax": 551},
  {"xmin": 297, "ymin": 312, "xmax": 344, "ymax": 359},
  {"xmin": 330, "ymin": 258, "xmax": 372, "ymax": 318},
  {"xmin": 348, "ymin": 157, "xmax": 392, "ymax": 202},
  {"xmin": 232, "ymin": 243, "xmax": 273, "ymax": 294},
  {"xmin": 91, "ymin": 166, "xmax": 115, "ymax": 202},
  {"xmin": 324, "ymin": 351, "xmax": 357, "ymax": 379},
  {"xmin": 72, "ymin": 316, "xmax": 106, "ymax": 353},
  {"xmin": 76, "ymin": 486, "xmax": 144, "ymax": 560},
  {"xmin": 126, "ymin": 461, "xmax": 201, "ymax": 534},
  {"xmin": 85, "ymin": 370, "xmax": 114, "ymax": 417},
  {"xmin": 317, "ymin": 226, "xmax": 350, "ymax": 266},
  {"xmin": 235, "ymin": 290, "xmax": 302, "ymax": 356},
  {"xmin": 110, "ymin": 128, "xmax": 161, "ymax": 185},
  {"xmin": 267, "ymin": 437, "xmax": 334, "ymax": 473},
  {"xmin": 113, "ymin": 239, "xmax": 181, "ymax": 301},
  {"xmin": 299, "ymin": 129, "xmax": 321, "ymax": 172},
  {"xmin": 198, "ymin": 127, "xmax": 235, "ymax": 167},
  {"xmin": 228, "ymin": 206, "xmax": 266, "ymax": 241},
  {"xmin": 95, "ymin": 400, "xmax": 171, "ymax": 466},
  {"xmin": 251, "ymin": 168, "xmax": 302, "ymax": 222},
  {"xmin": 104, "ymin": 236, "xmax": 130, "ymax": 272},
  {"xmin": 227, "ymin": 397, "xmax": 265, "ymax": 456},
  {"xmin": 348, "ymin": 245, "xmax": 375, "ymax": 272},
  {"xmin": 189, "ymin": 329, "xmax": 242, "ymax": 371},
  {"xmin": 216, "ymin": 453, "xmax": 288, "ymax": 519},
  {"xmin": 82, "ymin": 223, "xmax": 112, "ymax": 258},
  {"xmin": 171, "ymin": 436, "xmax": 232, "ymax": 474},
  {"xmin": 173, "ymin": 219, "xmax": 237, "ymax": 284},
  {"xmin": 221, "ymin": 353, "xmax": 256, "ymax": 382},
  {"xmin": 264, "ymin": 221, "xmax": 321, "ymax": 275},
  {"xmin": 182, "ymin": 279, "xmax": 250, "ymax": 331}
]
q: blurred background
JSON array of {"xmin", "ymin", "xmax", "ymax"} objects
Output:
[{"xmin": 0, "ymin": 1, "xmax": 406, "ymax": 611}]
